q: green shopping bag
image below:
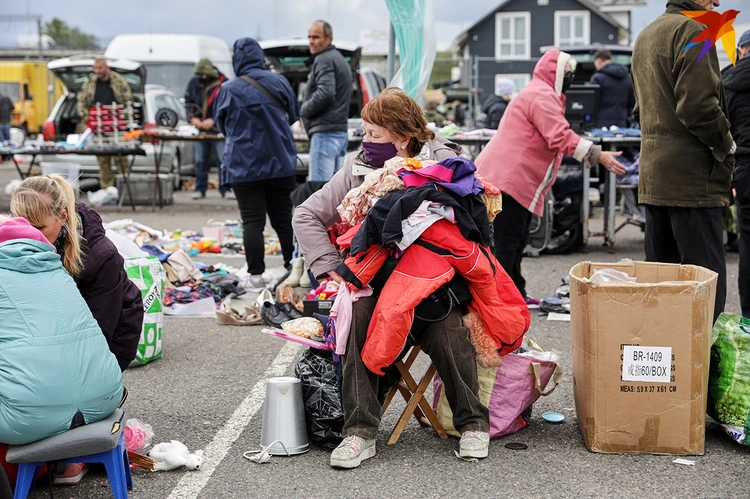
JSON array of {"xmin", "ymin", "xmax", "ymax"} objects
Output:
[
  {"xmin": 708, "ymin": 313, "xmax": 750, "ymax": 446},
  {"xmin": 124, "ymin": 256, "xmax": 166, "ymax": 364}
]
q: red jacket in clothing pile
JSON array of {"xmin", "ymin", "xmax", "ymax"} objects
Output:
[{"xmin": 338, "ymin": 219, "xmax": 530, "ymax": 375}]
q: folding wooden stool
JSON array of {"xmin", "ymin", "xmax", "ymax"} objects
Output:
[{"xmin": 380, "ymin": 345, "xmax": 448, "ymax": 445}]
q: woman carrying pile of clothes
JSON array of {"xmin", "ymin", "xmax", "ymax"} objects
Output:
[{"xmin": 293, "ymin": 88, "xmax": 529, "ymax": 469}]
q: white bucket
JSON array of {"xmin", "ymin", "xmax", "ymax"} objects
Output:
[{"xmin": 40, "ymin": 162, "xmax": 81, "ymax": 189}]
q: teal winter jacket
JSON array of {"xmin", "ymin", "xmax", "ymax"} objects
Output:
[{"xmin": 0, "ymin": 238, "xmax": 123, "ymax": 445}]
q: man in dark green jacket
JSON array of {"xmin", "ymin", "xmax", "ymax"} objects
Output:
[{"xmin": 632, "ymin": 0, "xmax": 736, "ymax": 321}]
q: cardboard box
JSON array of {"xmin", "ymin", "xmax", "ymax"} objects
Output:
[{"xmin": 569, "ymin": 261, "xmax": 717, "ymax": 455}]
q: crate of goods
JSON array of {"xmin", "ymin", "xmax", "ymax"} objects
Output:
[
  {"xmin": 569, "ymin": 261, "xmax": 717, "ymax": 455},
  {"xmin": 40, "ymin": 162, "xmax": 81, "ymax": 189},
  {"xmin": 116, "ymin": 173, "xmax": 174, "ymax": 205},
  {"xmin": 303, "ymin": 300, "xmax": 334, "ymax": 317}
]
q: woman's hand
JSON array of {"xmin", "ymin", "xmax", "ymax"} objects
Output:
[{"xmin": 599, "ymin": 151, "xmax": 626, "ymax": 175}]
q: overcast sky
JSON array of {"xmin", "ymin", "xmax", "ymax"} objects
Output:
[{"xmin": 1, "ymin": 0, "xmax": 749, "ymax": 50}]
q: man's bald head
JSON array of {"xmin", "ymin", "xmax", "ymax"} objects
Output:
[{"xmin": 93, "ymin": 58, "xmax": 110, "ymax": 82}]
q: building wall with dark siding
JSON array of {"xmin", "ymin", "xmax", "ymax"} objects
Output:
[{"xmin": 465, "ymin": 0, "xmax": 619, "ymax": 104}]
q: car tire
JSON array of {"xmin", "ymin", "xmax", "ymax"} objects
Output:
[{"xmin": 170, "ymin": 152, "xmax": 182, "ymax": 190}]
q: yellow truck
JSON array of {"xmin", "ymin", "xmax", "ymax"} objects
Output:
[{"xmin": 0, "ymin": 61, "xmax": 63, "ymax": 135}]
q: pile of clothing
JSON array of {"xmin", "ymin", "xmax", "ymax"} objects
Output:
[{"xmin": 326, "ymin": 156, "xmax": 530, "ymax": 375}]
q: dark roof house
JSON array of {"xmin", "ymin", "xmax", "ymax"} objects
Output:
[{"xmin": 451, "ymin": 0, "xmax": 635, "ymax": 106}]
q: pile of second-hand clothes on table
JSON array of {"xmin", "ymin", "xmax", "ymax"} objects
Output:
[{"xmin": 322, "ymin": 156, "xmax": 530, "ymax": 373}]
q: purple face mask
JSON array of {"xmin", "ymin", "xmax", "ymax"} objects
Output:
[{"xmin": 362, "ymin": 141, "xmax": 399, "ymax": 167}]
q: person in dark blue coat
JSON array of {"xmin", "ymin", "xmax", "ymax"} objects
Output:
[
  {"xmin": 590, "ymin": 50, "xmax": 635, "ymax": 129},
  {"xmin": 213, "ymin": 37, "xmax": 301, "ymax": 288}
]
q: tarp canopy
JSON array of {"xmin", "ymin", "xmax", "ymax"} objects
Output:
[{"xmin": 385, "ymin": 0, "xmax": 436, "ymax": 104}]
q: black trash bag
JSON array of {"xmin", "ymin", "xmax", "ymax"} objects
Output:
[{"xmin": 295, "ymin": 348, "xmax": 344, "ymax": 449}]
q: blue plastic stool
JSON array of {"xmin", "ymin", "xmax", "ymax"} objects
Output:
[{"xmin": 7, "ymin": 409, "xmax": 132, "ymax": 499}]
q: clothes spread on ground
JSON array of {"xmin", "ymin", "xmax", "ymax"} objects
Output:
[
  {"xmin": 398, "ymin": 157, "xmax": 484, "ymax": 197},
  {"xmin": 164, "ymin": 281, "xmax": 223, "ymax": 308},
  {"xmin": 349, "ymin": 186, "xmax": 492, "ymax": 255}
]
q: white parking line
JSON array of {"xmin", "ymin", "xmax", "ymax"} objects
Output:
[{"xmin": 167, "ymin": 341, "xmax": 305, "ymax": 499}]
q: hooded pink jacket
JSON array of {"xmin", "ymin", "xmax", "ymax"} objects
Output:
[{"xmin": 476, "ymin": 49, "xmax": 593, "ymax": 217}]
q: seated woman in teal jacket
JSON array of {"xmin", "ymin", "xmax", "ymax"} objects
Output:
[{"xmin": 0, "ymin": 216, "xmax": 123, "ymax": 445}]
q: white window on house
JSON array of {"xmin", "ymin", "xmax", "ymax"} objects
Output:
[
  {"xmin": 554, "ymin": 10, "xmax": 591, "ymax": 48},
  {"xmin": 495, "ymin": 12, "xmax": 531, "ymax": 61},
  {"xmin": 495, "ymin": 73, "xmax": 531, "ymax": 94}
]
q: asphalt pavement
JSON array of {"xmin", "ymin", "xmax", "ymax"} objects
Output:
[{"xmin": 1, "ymin": 163, "xmax": 748, "ymax": 499}]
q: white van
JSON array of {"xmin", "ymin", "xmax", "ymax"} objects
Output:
[{"xmin": 104, "ymin": 34, "xmax": 234, "ymax": 97}]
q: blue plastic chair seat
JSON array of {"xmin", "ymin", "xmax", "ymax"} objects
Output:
[{"xmin": 7, "ymin": 409, "xmax": 133, "ymax": 499}]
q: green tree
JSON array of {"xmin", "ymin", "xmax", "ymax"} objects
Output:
[{"xmin": 44, "ymin": 18, "xmax": 98, "ymax": 50}]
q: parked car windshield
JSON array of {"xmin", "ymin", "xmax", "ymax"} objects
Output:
[
  {"xmin": 143, "ymin": 63, "xmax": 196, "ymax": 97},
  {"xmin": 0, "ymin": 83, "xmax": 20, "ymax": 102}
]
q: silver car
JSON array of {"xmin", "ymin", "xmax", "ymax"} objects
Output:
[{"xmin": 41, "ymin": 55, "xmax": 195, "ymax": 189}]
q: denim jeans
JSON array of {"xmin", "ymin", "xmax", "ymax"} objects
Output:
[
  {"xmin": 0, "ymin": 123, "xmax": 10, "ymax": 142},
  {"xmin": 309, "ymin": 131, "xmax": 348, "ymax": 181},
  {"xmin": 194, "ymin": 140, "xmax": 229, "ymax": 195},
  {"xmin": 0, "ymin": 123, "xmax": 10, "ymax": 161}
]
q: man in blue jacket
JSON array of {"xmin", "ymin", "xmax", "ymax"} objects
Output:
[
  {"xmin": 213, "ymin": 38, "xmax": 300, "ymax": 290},
  {"xmin": 590, "ymin": 50, "xmax": 635, "ymax": 128},
  {"xmin": 302, "ymin": 20, "xmax": 353, "ymax": 181}
]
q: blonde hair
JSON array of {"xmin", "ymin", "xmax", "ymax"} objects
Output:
[{"xmin": 10, "ymin": 175, "xmax": 84, "ymax": 277}]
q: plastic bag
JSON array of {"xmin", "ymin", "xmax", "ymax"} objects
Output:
[
  {"xmin": 87, "ymin": 186, "xmax": 119, "ymax": 206},
  {"xmin": 294, "ymin": 348, "xmax": 343, "ymax": 449},
  {"xmin": 589, "ymin": 268, "xmax": 637, "ymax": 283},
  {"xmin": 708, "ymin": 313, "xmax": 750, "ymax": 446},
  {"xmin": 124, "ymin": 418, "xmax": 155, "ymax": 452}
]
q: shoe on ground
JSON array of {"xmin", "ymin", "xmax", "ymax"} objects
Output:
[
  {"xmin": 192, "ymin": 191, "xmax": 206, "ymax": 200},
  {"xmin": 263, "ymin": 266, "xmax": 291, "ymax": 289},
  {"xmin": 459, "ymin": 431, "xmax": 489, "ymax": 459},
  {"xmin": 281, "ymin": 257, "xmax": 305, "ymax": 287},
  {"xmin": 254, "ymin": 288, "xmax": 274, "ymax": 309},
  {"xmin": 299, "ymin": 268, "xmax": 312, "ymax": 288},
  {"xmin": 524, "ymin": 296, "xmax": 541, "ymax": 309},
  {"xmin": 53, "ymin": 463, "xmax": 89, "ymax": 485},
  {"xmin": 222, "ymin": 192, "xmax": 236, "ymax": 200},
  {"xmin": 281, "ymin": 301, "xmax": 304, "ymax": 320},
  {"xmin": 330, "ymin": 435, "xmax": 376, "ymax": 469},
  {"xmin": 244, "ymin": 276, "xmax": 267, "ymax": 292},
  {"xmin": 261, "ymin": 301, "xmax": 290, "ymax": 328}
]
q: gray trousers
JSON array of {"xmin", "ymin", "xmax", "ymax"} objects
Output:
[{"xmin": 342, "ymin": 296, "xmax": 489, "ymax": 440}]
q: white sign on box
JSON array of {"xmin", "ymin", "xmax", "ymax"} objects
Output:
[{"xmin": 621, "ymin": 346, "xmax": 672, "ymax": 383}]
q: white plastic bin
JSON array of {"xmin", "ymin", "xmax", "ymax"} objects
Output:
[{"xmin": 40, "ymin": 162, "xmax": 81, "ymax": 189}]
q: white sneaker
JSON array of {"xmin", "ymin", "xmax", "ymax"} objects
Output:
[
  {"xmin": 255, "ymin": 289, "xmax": 274, "ymax": 309},
  {"xmin": 459, "ymin": 431, "xmax": 489, "ymax": 459},
  {"xmin": 330, "ymin": 435, "xmax": 376, "ymax": 469},
  {"xmin": 244, "ymin": 276, "xmax": 267, "ymax": 292}
]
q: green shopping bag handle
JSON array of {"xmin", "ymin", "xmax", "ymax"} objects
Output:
[{"xmin": 531, "ymin": 362, "xmax": 563, "ymax": 397}]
